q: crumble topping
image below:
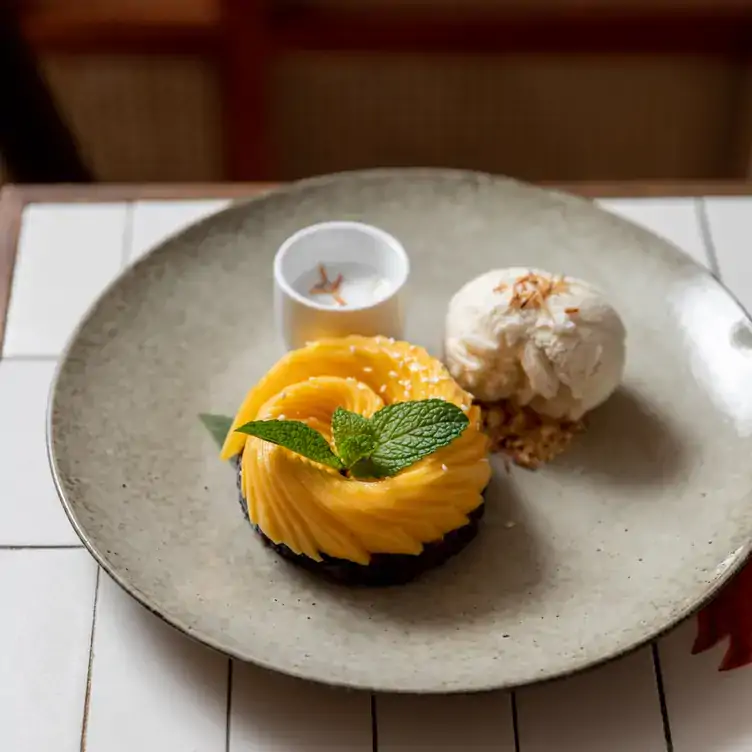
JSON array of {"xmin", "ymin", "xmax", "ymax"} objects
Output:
[{"xmin": 479, "ymin": 399, "xmax": 584, "ymax": 469}]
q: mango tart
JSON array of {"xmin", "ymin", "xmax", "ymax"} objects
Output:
[{"xmin": 222, "ymin": 335, "xmax": 491, "ymax": 566}]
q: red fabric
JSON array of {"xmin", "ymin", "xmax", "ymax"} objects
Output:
[{"xmin": 694, "ymin": 562, "xmax": 752, "ymax": 670}]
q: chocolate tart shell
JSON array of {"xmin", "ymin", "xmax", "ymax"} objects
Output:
[{"xmin": 234, "ymin": 457, "xmax": 485, "ymax": 587}]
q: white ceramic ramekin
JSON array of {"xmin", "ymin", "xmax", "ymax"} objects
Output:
[{"xmin": 273, "ymin": 221, "xmax": 409, "ymax": 350}]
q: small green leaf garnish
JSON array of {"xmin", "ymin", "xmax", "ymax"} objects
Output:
[
  {"xmin": 199, "ymin": 413, "xmax": 234, "ymax": 449},
  {"xmin": 369, "ymin": 399, "xmax": 469, "ymax": 476},
  {"xmin": 348, "ymin": 457, "xmax": 381, "ymax": 479},
  {"xmin": 235, "ymin": 420, "xmax": 344, "ymax": 470},
  {"xmin": 331, "ymin": 407, "xmax": 377, "ymax": 468},
  {"xmin": 211, "ymin": 399, "xmax": 470, "ymax": 477}
]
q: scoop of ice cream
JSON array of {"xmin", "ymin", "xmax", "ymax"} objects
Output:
[{"xmin": 444, "ymin": 268, "xmax": 626, "ymax": 420}]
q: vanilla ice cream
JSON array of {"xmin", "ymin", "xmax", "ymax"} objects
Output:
[{"xmin": 444, "ymin": 268, "xmax": 626, "ymax": 420}]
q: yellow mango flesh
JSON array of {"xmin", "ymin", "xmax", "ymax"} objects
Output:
[{"xmin": 223, "ymin": 336, "xmax": 490, "ymax": 564}]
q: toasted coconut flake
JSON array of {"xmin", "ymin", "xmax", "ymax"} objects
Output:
[
  {"xmin": 309, "ymin": 263, "xmax": 347, "ymax": 306},
  {"xmin": 507, "ymin": 271, "xmax": 569, "ymax": 313}
]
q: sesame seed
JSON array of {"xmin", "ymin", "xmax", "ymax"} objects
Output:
[
  {"xmin": 388, "ymin": 370, "xmax": 398, "ymax": 378},
  {"xmin": 441, "ymin": 464, "xmax": 448, "ymax": 471},
  {"xmin": 280, "ymin": 392, "xmax": 287, "ymax": 399},
  {"xmin": 278, "ymin": 414, "xmax": 286, "ymax": 420},
  {"xmin": 363, "ymin": 367, "xmax": 373, "ymax": 373},
  {"xmin": 461, "ymin": 404, "xmax": 469, "ymax": 411},
  {"xmin": 357, "ymin": 383, "xmax": 367, "ymax": 390},
  {"xmin": 379, "ymin": 385, "xmax": 387, "ymax": 394},
  {"xmin": 504, "ymin": 521, "xmax": 517, "ymax": 529},
  {"xmin": 349, "ymin": 345, "xmax": 356, "ymax": 353}
]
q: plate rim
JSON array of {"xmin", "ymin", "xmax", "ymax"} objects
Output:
[{"xmin": 45, "ymin": 167, "xmax": 752, "ymax": 693}]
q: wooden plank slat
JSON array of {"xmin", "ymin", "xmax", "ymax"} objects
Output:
[
  {"xmin": 20, "ymin": 1, "xmax": 752, "ymax": 55},
  {"xmin": 704, "ymin": 197, "xmax": 752, "ymax": 308},
  {"xmin": 3, "ymin": 181, "xmax": 752, "ymax": 206},
  {"xmin": 85, "ymin": 575, "xmax": 228, "ymax": 752},
  {"xmin": 0, "ymin": 550, "xmax": 97, "ymax": 752},
  {"xmin": 21, "ymin": 4, "xmax": 218, "ymax": 55},
  {"xmin": 275, "ymin": 4, "xmax": 752, "ymax": 55},
  {"xmin": 229, "ymin": 661, "xmax": 373, "ymax": 751},
  {"xmin": 219, "ymin": 0, "xmax": 273, "ymax": 180},
  {"xmin": 0, "ymin": 360, "xmax": 79, "ymax": 545},
  {"xmin": 3, "ymin": 203, "xmax": 127, "ymax": 357},
  {"xmin": 516, "ymin": 650, "xmax": 667, "ymax": 752},
  {"xmin": 596, "ymin": 198, "xmax": 710, "ymax": 267},
  {"xmin": 129, "ymin": 199, "xmax": 231, "ymax": 262},
  {"xmin": 660, "ymin": 621, "xmax": 752, "ymax": 752}
]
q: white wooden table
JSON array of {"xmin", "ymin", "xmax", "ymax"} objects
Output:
[{"xmin": 2, "ymin": 183, "xmax": 752, "ymax": 752}]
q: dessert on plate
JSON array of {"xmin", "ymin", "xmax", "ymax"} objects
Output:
[
  {"xmin": 220, "ymin": 335, "xmax": 491, "ymax": 585},
  {"xmin": 444, "ymin": 268, "xmax": 626, "ymax": 467}
]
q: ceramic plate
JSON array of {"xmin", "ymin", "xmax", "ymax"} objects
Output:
[{"xmin": 49, "ymin": 169, "xmax": 752, "ymax": 693}]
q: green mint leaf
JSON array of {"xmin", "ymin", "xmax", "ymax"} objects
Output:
[
  {"xmin": 348, "ymin": 457, "xmax": 381, "ymax": 479},
  {"xmin": 235, "ymin": 419, "xmax": 343, "ymax": 470},
  {"xmin": 369, "ymin": 399, "xmax": 469, "ymax": 476},
  {"xmin": 199, "ymin": 413, "xmax": 234, "ymax": 449},
  {"xmin": 331, "ymin": 407, "xmax": 377, "ymax": 468}
]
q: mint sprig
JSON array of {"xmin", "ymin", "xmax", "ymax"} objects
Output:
[
  {"xmin": 226, "ymin": 399, "xmax": 469, "ymax": 478},
  {"xmin": 331, "ymin": 408, "xmax": 376, "ymax": 468},
  {"xmin": 235, "ymin": 420, "xmax": 344, "ymax": 470},
  {"xmin": 368, "ymin": 400, "xmax": 470, "ymax": 476}
]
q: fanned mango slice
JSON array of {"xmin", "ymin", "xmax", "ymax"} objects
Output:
[{"xmin": 226, "ymin": 336, "xmax": 491, "ymax": 563}]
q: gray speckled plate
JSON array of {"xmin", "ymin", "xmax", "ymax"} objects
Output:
[{"xmin": 49, "ymin": 169, "xmax": 752, "ymax": 693}]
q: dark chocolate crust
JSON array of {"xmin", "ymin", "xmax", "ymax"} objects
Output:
[{"xmin": 234, "ymin": 456, "xmax": 485, "ymax": 586}]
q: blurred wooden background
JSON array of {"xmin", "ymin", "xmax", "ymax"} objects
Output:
[{"xmin": 5, "ymin": 0, "xmax": 752, "ymax": 183}]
